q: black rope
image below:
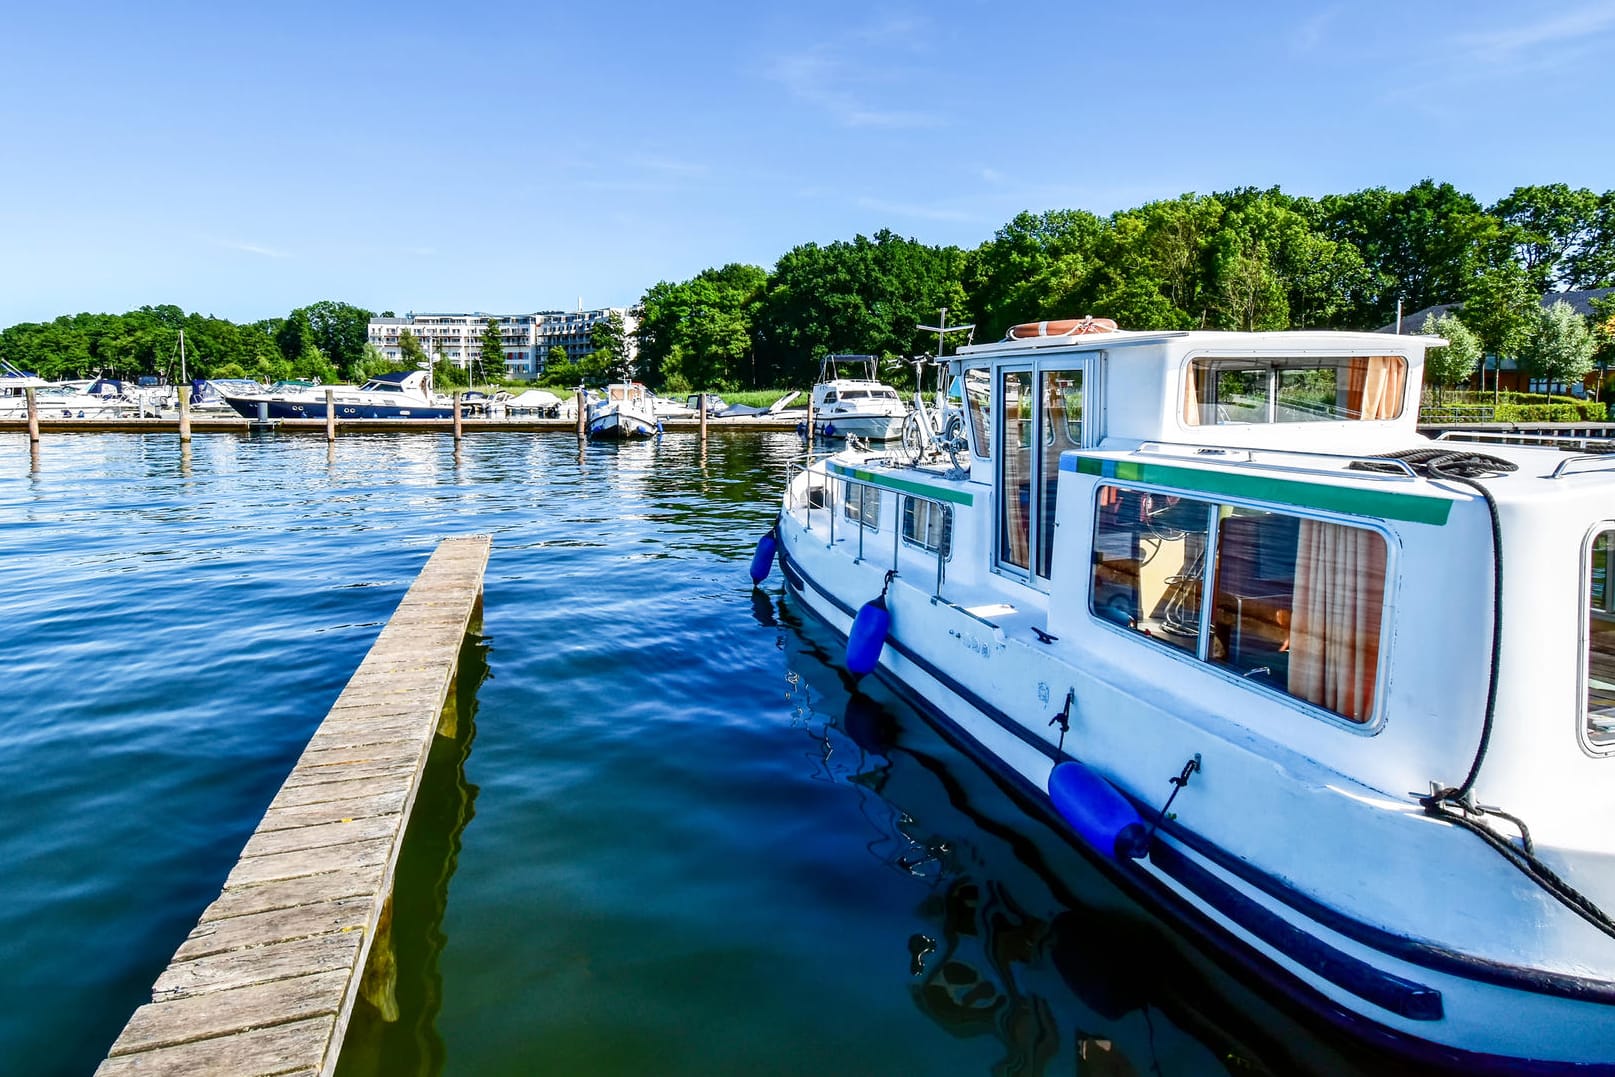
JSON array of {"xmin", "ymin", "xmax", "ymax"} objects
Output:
[
  {"xmin": 1355, "ymin": 449, "xmax": 1513, "ymax": 802},
  {"xmin": 1357, "ymin": 449, "xmax": 1615, "ymax": 941},
  {"xmin": 1144, "ymin": 755, "xmax": 1201, "ymax": 846},
  {"xmin": 1048, "ymin": 688, "xmax": 1074, "ymax": 752},
  {"xmin": 878, "ymin": 568, "xmax": 896, "ymax": 600}
]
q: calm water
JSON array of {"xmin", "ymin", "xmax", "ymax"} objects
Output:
[{"xmin": 0, "ymin": 430, "xmax": 1405, "ymax": 1077}]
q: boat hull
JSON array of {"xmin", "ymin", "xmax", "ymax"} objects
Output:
[
  {"xmin": 773, "ymin": 510, "xmax": 1615, "ymax": 1074},
  {"xmin": 814, "ymin": 413, "xmax": 904, "ymax": 441},
  {"xmin": 587, "ymin": 409, "xmax": 658, "ymax": 439},
  {"xmin": 222, "ymin": 396, "xmax": 455, "ymax": 420}
]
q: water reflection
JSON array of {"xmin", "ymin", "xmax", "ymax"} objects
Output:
[
  {"xmin": 775, "ymin": 602, "xmax": 1379, "ymax": 1077},
  {"xmin": 335, "ymin": 627, "xmax": 490, "ymax": 1077}
]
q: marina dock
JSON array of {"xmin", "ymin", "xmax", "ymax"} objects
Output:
[
  {"xmin": 96, "ymin": 534, "xmax": 491, "ymax": 1077},
  {"xmin": 0, "ymin": 415, "xmax": 800, "ymax": 435}
]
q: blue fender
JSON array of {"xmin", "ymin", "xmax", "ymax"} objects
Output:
[
  {"xmin": 1048, "ymin": 760, "xmax": 1149, "ymax": 860},
  {"xmin": 846, "ymin": 595, "xmax": 889, "ymax": 675},
  {"xmin": 749, "ymin": 530, "xmax": 778, "ymax": 584}
]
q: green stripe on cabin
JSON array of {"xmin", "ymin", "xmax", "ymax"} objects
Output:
[
  {"xmin": 826, "ymin": 461, "xmax": 975, "ymax": 506},
  {"xmin": 1064, "ymin": 455, "xmax": 1453, "ymax": 525}
]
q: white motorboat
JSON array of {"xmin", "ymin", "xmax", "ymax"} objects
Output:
[
  {"xmin": 758, "ymin": 317, "xmax": 1615, "ymax": 1070},
  {"xmin": 219, "ymin": 369, "xmax": 456, "ymax": 419},
  {"xmin": 1, "ymin": 371, "xmax": 165, "ymax": 418},
  {"xmin": 810, "ymin": 354, "xmax": 907, "ymax": 441},
  {"xmin": 587, "ymin": 380, "xmax": 660, "ymax": 439}
]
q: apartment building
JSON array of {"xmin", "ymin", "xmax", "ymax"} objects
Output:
[{"xmin": 367, "ymin": 308, "xmax": 639, "ymax": 380}]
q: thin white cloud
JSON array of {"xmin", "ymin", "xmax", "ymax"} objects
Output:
[
  {"xmin": 224, "ymin": 240, "xmax": 289, "ymax": 259},
  {"xmin": 1456, "ymin": 3, "xmax": 1615, "ymax": 61},
  {"xmin": 854, "ymin": 196, "xmax": 978, "ymax": 223},
  {"xmin": 1292, "ymin": 7, "xmax": 1342, "ymax": 53},
  {"xmin": 766, "ymin": 17, "xmax": 945, "ymax": 130}
]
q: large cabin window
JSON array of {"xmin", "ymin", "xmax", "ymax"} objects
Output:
[
  {"xmin": 1587, "ymin": 529, "xmax": 1615, "ymax": 749},
  {"xmin": 1091, "ymin": 486, "xmax": 1388, "ymax": 724},
  {"xmin": 999, "ymin": 371, "xmax": 1034, "ymax": 570},
  {"xmin": 1184, "ymin": 356, "xmax": 1407, "ymax": 425}
]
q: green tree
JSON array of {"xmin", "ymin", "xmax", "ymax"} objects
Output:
[
  {"xmin": 754, "ymin": 230, "xmax": 967, "ymax": 389},
  {"xmin": 637, "ymin": 264, "xmax": 767, "ymax": 391},
  {"xmin": 1458, "ymin": 261, "xmax": 1537, "ymax": 367},
  {"xmin": 397, "ymin": 328, "xmax": 428, "ymax": 367},
  {"xmin": 1519, "ymin": 300, "xmax": 1596, "ymax": 389},
  {"xmin": 1313, "ymin": 180, "xmax": 1492, "ymax": 327},
  {"xmin": 1490, "ymin": 184, "xmax": 1602, "ymax": 293},
  {"xmin": 589, "ymin": 311, "xmax": 631, "ymax": 376},
  {"xmin": 1586, "ymin": 293, "xmax": 1615, "ymax": 399},
  {"xmin": 476, "ymin": 318, "xmax": 504, "ymax": 386},
  {"xmin": 296, "ymin": 300, "xmax": 373, "ymax": 372},
  {"xmin": 1420, "ymin": 312, "xmax": 1483, "ymax": 398},
  {"xmin": 964, "ymin": 209, "xmax": 1105, "ymax": 340}
]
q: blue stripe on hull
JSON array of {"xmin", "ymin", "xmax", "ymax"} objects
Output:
[{"xmin": 225, "ymin": 399, "xmax": 456, "ymax": 420}]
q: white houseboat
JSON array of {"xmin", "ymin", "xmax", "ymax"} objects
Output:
[{"xmin": 757, "ymin": 318, "xmax": 1615, "ymax": 1071}]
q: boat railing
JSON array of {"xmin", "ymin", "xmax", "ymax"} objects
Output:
[
  {"xmin": 787, "ymin": 452, "xmax": 950, "ymax": 596},
  {"xmin": 1129, "ymin": 443, "xmax": 1424, "ymax": 482},
  {"xmin": 1435, "ymin": 429, "xmax": 1615, "ymax": 452}
]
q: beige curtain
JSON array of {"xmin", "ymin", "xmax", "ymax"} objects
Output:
[
  {"xmin": 1346, "ymin": 356, "xmax": 1405, "ymax": 420},
  {"xmin": 1287, "ymin": 520, "xmax": 1386, "ymax": 721},
  {"xmin": 1184, "ymin": 363, "xmax": 1203, "ymax": 426}
]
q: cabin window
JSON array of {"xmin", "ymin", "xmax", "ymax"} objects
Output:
[
  {"xmin": 1184, "ymin": 356, "xmax": 1407, "ymax": 425},
  {"xmin": 902, "ymin": 497, "xmax": 952, "ymax": 557},
  {"xmin": 965, "ymin": 368, "xmax": 991, "ymax": 459},
  {"xmin": 999, "ymin": 371, "xmax": 1035, "ymax": 570},
  {"xmin": 1586, "ymin": 529, "xmax": 1615, "ymax": 749},
  {"xmin": 1036, "ymin": 368, "xmax": 1083, "ymax": 579},
  {"xmin": 1092, "ymin": 486, "xmax": 1388, "ymax": 724},
  {"xmin": 1090, "ymin": 488, "xmax": 1214, "ymax": 656},
  {"xmin": 842, "ymin": 480, "xmax": 880, "ymax": 528}
]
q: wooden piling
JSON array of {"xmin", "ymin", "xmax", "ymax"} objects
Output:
[
  {"xmin": 178, "ymin": 389, "xmax": 192, "ymax": 444},
  {"xmin": 26, "ymin": 386, "xmax": 39, "ymax": 444},
  {"xmin": 452, "ymin": 391, "xmax": 463, "ymax": 443},
  {"xmin": 699, "ymin": 392, "xmax": 708, "ymax": 441},
  {"xmin": 96, "ymin": 535, "xmax": 492, "ymax": 1077},
  {"xmin": 575, "ymin": 389, "xmax": 586, "ymax": 438},
  {"xmin": 324, "ymin": 389, "xmax": 336, "ymax": 442}
]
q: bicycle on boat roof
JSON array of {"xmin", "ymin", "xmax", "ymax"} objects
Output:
[{"xmin": 898, "ymin": 353, "xmax": 969, "ymax": 472}]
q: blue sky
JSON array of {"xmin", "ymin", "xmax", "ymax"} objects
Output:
[{"xmin": 1, "ymin": 0, "xmax": 1612, "ymax": 327}]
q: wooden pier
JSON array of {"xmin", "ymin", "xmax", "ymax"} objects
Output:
[{"xmin": 96, "ymin": 534, "xmax": 492, "ymax": 1077}]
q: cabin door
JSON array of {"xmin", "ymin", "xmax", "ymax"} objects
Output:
[{"xmin": 995, "ymin": 359, "xmax": 1092, "ymax": 585}]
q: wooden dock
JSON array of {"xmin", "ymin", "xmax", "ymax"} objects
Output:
[{"xmin": 96, "ymin": 534, "xmax": 492, "ymax": 1077}]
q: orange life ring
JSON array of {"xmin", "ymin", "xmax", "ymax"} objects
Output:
[{"xmin": 1006, "ymin": 317, "xmax": 1119, "ymax": 340}]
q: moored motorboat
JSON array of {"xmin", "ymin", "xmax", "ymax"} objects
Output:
[
  {"xmin": 219, "ymin": 369, "xmax": 456, "ymax": 419},
  {"xmin": 587, "ymin": 379, "xmax": 660, "ymax": 439},
  {"xmin": 760, "ymin": 319, "xmax": 1615, "ymax": 1070},
  {"xmin": 810, "ymin": 354, "xmax": 907, "ymax": 441}
]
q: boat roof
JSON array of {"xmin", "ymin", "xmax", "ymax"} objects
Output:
[
  {"xmin": 1068, "ymin": 436, "xmax": 1615, "ymax": 520},
  {"xmin": 958, "ymin": 327, "xmax": 1442, "ymax": 358}
]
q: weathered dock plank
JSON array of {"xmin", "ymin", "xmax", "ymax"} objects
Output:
[{"xmin": 97, "ymin": 534, "xmax": 490, "ymax": 1077}]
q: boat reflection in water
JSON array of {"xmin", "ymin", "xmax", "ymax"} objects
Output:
[
  {"xmin": 334, "ymin": 628, "xmax": 490, "ymax": 1077},
  {"xmin": 772, "ymin": 597, "xmax": 1402, "ymax": 1077}
]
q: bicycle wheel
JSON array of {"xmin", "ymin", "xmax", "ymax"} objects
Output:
[
  {"xmin": 942, "ymin": 412, "xmax": 968, "ymax": 471},
  {"xmin": 900, "ymin": 411, "xmax": 927, "ymax": 463}
]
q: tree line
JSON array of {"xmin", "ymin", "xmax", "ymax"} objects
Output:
[
  {"xmin": 0, "ymin": 300, "xmax": 383, "ymax": 385},
  {"xmin": 635, "ymin": 181, "xmax": 1615, "ymax": 394},
  {"xmin": 5, "ymin": 181, "xmax": 1612, "ymax": 394}
]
